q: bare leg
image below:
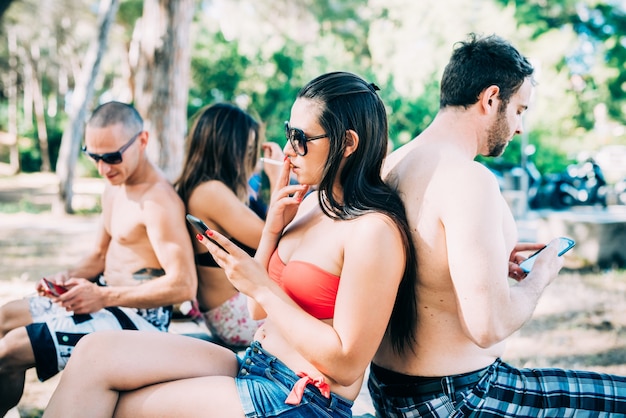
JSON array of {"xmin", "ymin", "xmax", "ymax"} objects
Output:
[
  {"xmin": 0, "ymin": 335, "xmax": 33, "ymax": 415},
  {"xmin": 0, "ymin": 299, "xmax": 33, "ymax": 337},
  {"xmin": 44, "ymin": 330, "xmax": 240, "ymax": 418},
  {"xmin": 114, "ymin": 376, "xmax": 245, "ymax": 418},
  {"xmin": 0, "ymin": 371, "xmax": 25, "ymax": 417},
  {"xmin": 0, "ymin": 326, "xmax": 37, "ymax": 416}
]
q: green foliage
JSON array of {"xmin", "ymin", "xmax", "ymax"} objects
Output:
[
  {"xmin": 187, "ymin": 26, "xmax": 306, "ymax": 146},
  {"xmin": 383, "ymin": 75, "xmax": 440, "ymax": 149},
  {"xmin": 189, "ymin": 31, "xmax": 250, "ymax": 112},
  {"xmin": 497, "ymin": 0, "xmax": 626, "ymax": 125},
  {"xmin": 310, "ymin": 0, "xmax": 372, "ymax": 61},
  {"xmin": 17, "ymin": 114, "xmax": 66, "ymax": 173},
  {"xmin": 247, "ymin": 45, "xmax": 306, "ymax": 146},
  {"xmin": 0, "ymin": 198, "xmax": 51, "ymax": 214},
  {"xmin": 6, "ymin": 0, "xmax": 626, "ymax": 180},
  {"xmin": 117, "ymin": 0, "xmax": 143, "ymax": 29},
  {"xmin": 480, "ymin": 127, "xmax": 571, "ymax": 177}
]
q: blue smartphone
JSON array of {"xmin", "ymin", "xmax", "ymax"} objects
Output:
[{"xmin": 519, "ymin": 237, "xmax": 575, "ymax": 273}]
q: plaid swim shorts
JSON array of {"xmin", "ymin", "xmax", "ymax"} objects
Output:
[{"xmin": 368, "ymin": 358, "xmax": 626, "ymax": 417}]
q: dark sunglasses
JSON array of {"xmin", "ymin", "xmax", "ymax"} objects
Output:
[
  {"xmin": 82, "ymin": 131, "xmax": 142, "ymax": 165},
  {"xmin": 284, "ymin": 121, "xmax": 328, "ymax": 156}
]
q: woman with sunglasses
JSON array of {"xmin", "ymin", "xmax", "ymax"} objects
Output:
[
  {"xmin": 174, "ymin": 103, "xmax": 283, "ymax": 347},
  {"xmin": 44, "ymin": 72, "xmax": 418, "ymax": 418}
]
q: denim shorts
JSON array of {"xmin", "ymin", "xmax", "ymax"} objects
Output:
[{"xmin": 235, "ymin": 341, "xmax": 353, "ymax": 417}]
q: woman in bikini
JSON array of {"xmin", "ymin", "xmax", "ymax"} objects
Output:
[
  {"xmin": 174, "ymin": 103, "xmax": 282, "ymax": 347},
  {"xmin": 43, "ymin": 71, "xmax": 418, "ymax": 418}
]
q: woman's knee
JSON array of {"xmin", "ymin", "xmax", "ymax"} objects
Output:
[{"xmin": 66, "ymin": 331, "xmax": 118, "ymax": 372}]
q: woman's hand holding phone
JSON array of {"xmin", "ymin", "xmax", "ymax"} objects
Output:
[
  {"xmin": 195, "ymin": 227, "xmax": 270, "ymax": 297},
  {"xmin": 185, "ymin": 214, "xmax": 229, "ymax": 252}
]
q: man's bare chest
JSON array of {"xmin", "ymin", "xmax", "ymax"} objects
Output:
[{"xmin": 103, "ymin": 195, "xmax": 149, "ymax": 246}]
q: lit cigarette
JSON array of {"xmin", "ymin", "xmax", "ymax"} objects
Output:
[{"xmin": 260, "ymin": 158, "xmax": 283, "ymax": 166}]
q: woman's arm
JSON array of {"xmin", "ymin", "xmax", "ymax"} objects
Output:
[
  {"xmin": 201, "ymin": 213, "xmax": 405, "ymax": 386},
  {"xmin": 187, "ymin": 181, "xmax": 265, "ymax": 250}
]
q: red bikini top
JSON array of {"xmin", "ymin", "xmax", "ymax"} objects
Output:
[{"xmin": 267, "ymin": 249, "xmax": 340, "ymax": 320}]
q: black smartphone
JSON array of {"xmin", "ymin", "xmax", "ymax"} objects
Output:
[
  {"xmin": 519, "ymin": 237, "xmax": 575, "ymax": 273},
  {"xmin": 40, "ymin": 277, "xmax": 68, "ymax": 297},
  {"xmin": 185, "ymin": 214, "xmax": 228, "ymax": 252},
  {"xmin": 186, "ymin": 214, "xmax": 210, "ymax": 237}
]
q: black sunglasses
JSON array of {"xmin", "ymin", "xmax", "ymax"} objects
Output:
[
  {"xmin": 82, "ymin": 131, "xmax": 142, "ymax": 165},
  {"xmin": 284, "ymin": 121, "xmax": 328, "ymax": 156}
]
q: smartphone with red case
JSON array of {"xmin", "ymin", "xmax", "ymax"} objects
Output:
[{"xmin": 40, "ymin": 277, "xmax": 68, "ymax": 297}]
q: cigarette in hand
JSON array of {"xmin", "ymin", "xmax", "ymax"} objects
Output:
[{"xmin": 260, "ymin": 158, "xmax": 283, "ymax": 166}]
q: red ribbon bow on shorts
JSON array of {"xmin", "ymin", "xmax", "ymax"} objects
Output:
[{"xmin": 285, "ymin": 372, "xmax": 331, "ymax": 405}]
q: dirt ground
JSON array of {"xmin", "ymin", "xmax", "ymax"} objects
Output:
[{"xmin": 2, "ymin": 173, "xmax": 626, "ymax": 417}]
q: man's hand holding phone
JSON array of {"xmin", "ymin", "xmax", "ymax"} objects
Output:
[
  {"xmin": 39, "ymin": 277, "xmax": 69, "ymax": 298},
  {"xmin": 519, "ymin": 237, "xmax": 575, "ymax": 273}
]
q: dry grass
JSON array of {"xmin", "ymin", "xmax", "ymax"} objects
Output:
[{"xmin": 504, "ymin": 269, "xmax": 626, "ymax": 375}]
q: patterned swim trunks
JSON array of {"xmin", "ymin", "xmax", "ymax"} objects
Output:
[{"xmin": 202, "ymin": 292, "xmax": 263, "ymax": 347}]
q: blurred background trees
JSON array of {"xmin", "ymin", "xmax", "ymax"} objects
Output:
[{"xmin": 0, "ymin": 0, "xmax": 625, "ymax": 211}]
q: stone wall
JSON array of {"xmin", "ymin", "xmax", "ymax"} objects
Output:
[{"xmin": 535, "ymin": 208, "xmax": 626, "ymax": 269}]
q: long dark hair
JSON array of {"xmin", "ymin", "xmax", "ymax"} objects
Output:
[
  {"xmin": 175, "ymin": 103, "xmax": 262, "ymax": 204},
  {"xmin": 298, "ymin": 72, "xmax": 417, "ymax": 354}
]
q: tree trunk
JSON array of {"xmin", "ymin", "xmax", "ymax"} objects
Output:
[
  {"xmin": 1, "ymin": 28, "xmax": 20, "ymax": 175},
  {"xmin": 29, "ymin": 45, "xmax": 52, "ymax": 172},
  {"xmin": 0, "ymin": 0, "xmax": 15, "ymax": 20},
  {"xmin": 132, "ymin": 0, "xmax": 193, "ymax": 182},
  {"xmin": 55, "ymin": 0, "xmax": 120, "ymax": 214},
  {"xmin": 21, "ymin": 48, "xmax": 33, "ymax": 132}
]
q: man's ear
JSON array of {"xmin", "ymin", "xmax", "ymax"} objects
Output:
[
  {"xmin": 480, "ymin": 85, "xmax": 500, "ymax": 114},
  {"xmin": 137, "ymin": 130, "xmax": 149, "ymax": 149},
  {"xmin": 344, "ymin": 129, "xmax": 359, "ymax": 158}
]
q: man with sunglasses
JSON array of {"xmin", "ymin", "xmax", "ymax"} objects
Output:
[{"xmin": 0, "ymin": 101, "xmax": 197, "ymax": 416}]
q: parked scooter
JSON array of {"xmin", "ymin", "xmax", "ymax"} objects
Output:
[
  {"xmin": 613, "ymin": 177, "xmax": 626, "ymax": 205},
  {"xmin": 529, "ymin": 157, "xmax": 607, "ymax": 210}
]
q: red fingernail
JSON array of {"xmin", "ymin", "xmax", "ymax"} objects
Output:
[
  {"xmin": 207, "ymin": 230, "xmax": 214, "ymax": 237},
  {"xmin": 196, "ymin": 234, "xmax": 203, "ymax": 241},
  {"xmin": 284, "ymin": 156, "xmax": 289, "ymax": 161}
]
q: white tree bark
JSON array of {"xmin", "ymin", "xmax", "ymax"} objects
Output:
[
  {"xmin": 131, "ymin": 0, "xmax": 193, "ymax": 182},
  {"xmin": 55, "ymin": 0, "xmax": 120, "ymax": 213}
]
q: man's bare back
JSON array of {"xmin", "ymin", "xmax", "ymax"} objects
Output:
[
  {"xmin": 376, "ymin": 133, "xmax": 518, "ymax": 376},
  {"xmin": 368, "ymin": 34, "xmax": 626, "ymax": 418}
]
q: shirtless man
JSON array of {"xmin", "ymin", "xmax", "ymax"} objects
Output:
[
  {"xmin": 0, "ymin": 101, "xmax": 197, "ymax": 416},
  {"xmin": 369, "ymin": 33, "xmax": 626, "ymax": 416}
]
